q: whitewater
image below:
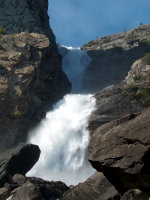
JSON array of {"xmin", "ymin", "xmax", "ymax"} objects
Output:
[{"xmin": 27, "ymin": 46, "xmax": 95, "ymax": 185}]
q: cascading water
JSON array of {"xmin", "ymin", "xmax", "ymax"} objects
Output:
[{"xmin": 27, "ymin": 46, "xmax": 95, "ymax": 185}]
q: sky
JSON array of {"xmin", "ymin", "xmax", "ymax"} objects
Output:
[{"xmin": 48, "ymin": 0, "xmax": 150, "ymax": 47}]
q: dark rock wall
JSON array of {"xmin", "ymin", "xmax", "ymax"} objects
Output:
[
  {"xmin": 82, "ymin": 25, "xmax": 150, "ymax": 92},
  {"xmin": 0, "ymin": 0, "xmax": 57, "ymax": 50}
]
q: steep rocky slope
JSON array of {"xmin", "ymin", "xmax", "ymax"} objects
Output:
[
  {"xmin": 87, "ymin": 54, "xmax": 150, "ymax": 197},
  {"xmin": 81, "ymin": 25, "xmax": 150, "ymax": 92},
  {"xmin": 0, "ymin": 0, "xmax": 71, "ymax": 151}
]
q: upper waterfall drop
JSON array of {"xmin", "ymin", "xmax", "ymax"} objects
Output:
[
  {"xmin": 27, "ymin": 46, "xmax": 95, "ymax": 185},
  {"xmin": 59, "ymin": 46, "xmax": 91, "ymax": 93}
]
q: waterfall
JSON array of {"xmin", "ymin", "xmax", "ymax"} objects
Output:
[{"xmin": 27, "ymin": 47, "xmax": 95, "ymax": 185}]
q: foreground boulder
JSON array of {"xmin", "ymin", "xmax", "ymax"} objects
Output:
[
  {"xmin": 0, "ymin": 144, "xmax": 40, "ymax": 187},
  {"xmin": 60, "ymin": 172, "xmax": 120, "ymax": 200},
  {"xmin": 11, "ymin": 177, "xmax": 69, "ymax": 200},
  {"xmin": 89, "ymin": 108, "xmax": 150, "ymax": 192}
]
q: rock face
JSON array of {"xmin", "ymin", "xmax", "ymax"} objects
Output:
[
  {"xmin": 60, "ymin": 172, "xmax": 120, "ymax": 200},
  {"xmin": 88, "ymin": 54, "xmax": 150, "ymax": 194},
  {"xmin": 0, "ymin": 33, "xmax": 71, "ymax": 151},
  {"xmin": 0, "ymin": 144, "xmax": 40, "ymax": 187},
  {"xmin": 88, "ymin": 84, "xmax": 145, "ymax": 133},
  {"xmin": 89, "ymin": 108, "xmax": 150, "ymax": 193},
  {"xmin": 81, "ymin": 25, "xmax": 150, "ymax": 92},
  {"xmin": 0, "ymin": 0, "xmax": 57, "ymax": 50}
]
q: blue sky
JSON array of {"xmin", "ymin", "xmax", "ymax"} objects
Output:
[{"xmin": 48, "ymin": 0, "xmax": 150, "ymax": 47}]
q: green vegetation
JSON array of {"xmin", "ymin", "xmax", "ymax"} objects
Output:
[
  {"xmin": 142, "ymin": 53, "xmax": 150, "ymax": 65},
  {"xmin": 102, "ymin": 36, "xmax": 111, "ymax": 43},
  {"xmin": 0, "ymin": 94, "xmax": 6, "ymax": 101},
  {"xmin": 0, "ymin": 27, "xmax": 6, "ymax": 35},
  {"xmin": 133, "ymin": 75, "xmax": 147, "ymax": 81},
  {"xmin": 126, "ymin": 32, "xmax": 138, "ymax": 41},
  {"xmin": 12, "ymin": 110, "xmax": 22, "ymax": 119},
  {"xmin": 140, "ymin": 40, "xmax": 150, "ymax": 46},
  {"xmin": 124, "ymin": 84, "xmax": 150, "ymax": 106},
  {"xmin": 123, "ymin": 84, "xmax": 138, "ymax": 92},
  {"xmin": 103, "ymin": 92, "xmax": 113, "ymax": 98}
]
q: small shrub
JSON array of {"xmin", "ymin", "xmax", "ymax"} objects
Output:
[
  {"xmin": 140, "ymin": 40, "xmax": 150, "ymax": 46},
  {"xmin": 103, "ymin": 92, "xmax": 112, "ymax": 98},
  {"xmin": 0, "ymin": 27, "xmax": 6, "ymax": 35},
  {"xmin": 142, "ymin": 53, "xmax": 150, "ymax": 65},
  {"xmin": 126, "ymin": 32, "xmax": 138, "ymax": 41},
  {"xmin": 124, "ymin": 84, "xmax": 138, "ymax": 92},
  {"xmin": 133, "ymin": 75, "xmax": 146, "ymax": 81},
  {"xmin": 12, "ymin": 110, "xmax": 22, "ymax": 119},
  {"xmin": 0, "ymin": 94, "xmax": 6, "ymax": 101}
]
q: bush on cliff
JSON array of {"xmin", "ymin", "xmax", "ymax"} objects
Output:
[
  {"xmin": 142, "ymin": 53, "xmax": 150, "ymax": 65},
  {"xmin": 0, "ymin": 27, "xmax": 6, "ymax": 35}
]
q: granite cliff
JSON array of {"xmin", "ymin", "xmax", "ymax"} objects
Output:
[
  {"xmin": 81, "ymin": 25, "xmax": 150, "ymax": 92},
  {"xmin": 0, "ymin": 0, "xmax": 71, "ymax": 151},
  {"xmin": 0, "ymin": 0, "xmax": 150, "ymax": 199}
]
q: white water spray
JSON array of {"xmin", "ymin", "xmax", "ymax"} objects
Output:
[{"xmin": 27, "ymin": 47, "xmax": 95, "ymax": 185}]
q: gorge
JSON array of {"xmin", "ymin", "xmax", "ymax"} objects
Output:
[{"xmin": 0, "ymin": 0, "xmax": 150, "ymax": 200}]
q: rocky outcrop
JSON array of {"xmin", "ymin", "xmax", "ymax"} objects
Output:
[
  {"xmin": 88, "ymin": 54, "xmax": 150, "ymax": 131},
  {"xmin": 0, "ymin": 144, "xmax": 40, "ymax": 187},
  {"xmin": 81, "ymin": 25, "xmax": 150, "ymax": 92},
  {"xmin": 120, "ymin": 189, "xmax": 150, "ymax": 200},
  {"xmin": 89, "ymin": 107, "xmax": 150, "ymax": 193},
  {"xmin": 0, "ymin": 0, "xmax": 57, "ymax": 51},
  {"xmin": 88, "ymin": 84, "xmax": 145, "ymax": 133},
  {"xmin": 0, "ymin": 33, "xmax": 71, "ymax": 151},
  {"xmin": 60, "ymin": 172, "xmax": 120, "ymax": 200},
  {"xmin": 88, "ymin": 51, "xmax": 150, "ymax": 195},
  {"xmin": 0, "ymin": 145, "xmax": 69, "ymax": 200},
  {"xmin": 11, "ymin": 178, "xmax": 69, "ymax": 200}
]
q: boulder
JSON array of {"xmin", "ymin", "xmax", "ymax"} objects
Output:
[
  {"xmin": 0, "ymin": 187, "xmax": 8, "ymax": 200},
  {"xmin": 120, "ymin": 189, "xmax": 149, "ymax": 200},
  {"xmin": 60, "ymin": 172, "xmax": 120, "ymax": 200},
  {"xmin": 0, "ymin": 144, "xmax": 40, "ymax": 187},
  {"xmin": 11, "ymin": 177, "xmax": 69, "ymax": 200},
  {"xmin": 12, "ymin": 174, "xmax": 26, "ymax": 185},
  {"xmin": 88, "ymin": 108, "xmax": 150, "ymax": 192}
]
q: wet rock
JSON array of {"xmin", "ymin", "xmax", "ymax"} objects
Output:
[{"xmin": 60, "ymin": 172, "xmax": 120, "ymax": 200}]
